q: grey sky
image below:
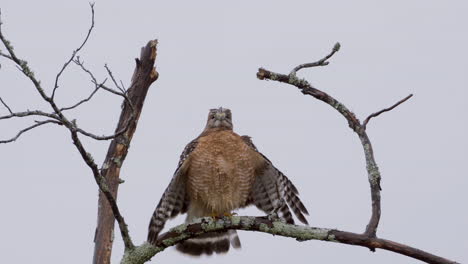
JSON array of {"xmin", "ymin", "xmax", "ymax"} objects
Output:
[{"xmin": 0, "ymin": 0, "xmax": 466, "ymax": 263}]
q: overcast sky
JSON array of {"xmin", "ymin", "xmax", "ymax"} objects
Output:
[{"xmin": 0, "ymin": 0, "xmax": 467, "ymax": 263}]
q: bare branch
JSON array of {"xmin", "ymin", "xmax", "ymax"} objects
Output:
[
  {"xmin": 69, "ymin": 128, "xmax": 134, "ymax": 250},
  {"xmin": 74, "ymin": 57, "xmax": 127, "ymax": 98},
  {"xmin": 74, "ymin": 121, "xmax": 133, "ymax": 140},
  {"xmin": 0, "ymin": 120, "xmax": 62, "ymax": 144},
  {"xmin": 258, "ymin": 43, "xmax": 384, "ymax": 241},
  {"xmin": 0, "ymin": 110, "xmax": 59, "ymax": 121},
  {"xmin": 363, "ymin": 94, "xmax": 413, "ymax": 130},
  {"xmin": 1, "ymin": 17, "xmax": 50, "ymax": 105},
  {"xmin": 51, "ymin": 3, "xmax": 95, "ymax": 100},
  {"xmin": 93, "ymin": 39, "xmax": 159, "ymax": 264},
  {"xmin": 121, "ymin": 216, "xmax": 459, "ymax": 264},
  {"xmin": 105, "ymin": 64, "xmax": 126, "ymax": 94},
  {"xmin": 74, "ymin": 56, "xmax": 136, "ymax": 118},
  {"xmin": 289, "ymin": 42, "xmax": 341, "ymax": 76},
  {"xmin": 60, "ymin": 82, "xmax": 103, "ymax": 111},
  {"xmin": 0, "ymin": 96, "xmax": 13, "ymax": 114},
  {"xmin": 1, "ymin": 6, "xmax": 135, "ymax": 252},
  {"xmin": 0, "ymin": 50, "xmax": 13, "ymax": 60}
]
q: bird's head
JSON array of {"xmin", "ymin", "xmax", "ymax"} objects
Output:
[{"xmin": 205, "ymin": 107, "xmax": 233, "ymax": 130}]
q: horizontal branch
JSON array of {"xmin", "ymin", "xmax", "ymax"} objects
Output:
[
  {"xmin": 0, "ymin": 119, "xmax": 62, "ymax": 143},
  {"xmin": 120, "ymin": 216, "xmax": 459, "ymax": 264},
  {"xmin": 0, "ymin": 110, "xmax": 59, "ymax": 121},
  {"xmin": 75, "ymin": 122, "xmax": 133, "ymax": 140}
]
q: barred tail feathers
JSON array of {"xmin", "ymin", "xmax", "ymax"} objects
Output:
[{"xmin": 176, "ymin": 229, "xmax": 241, "ymax": 256}]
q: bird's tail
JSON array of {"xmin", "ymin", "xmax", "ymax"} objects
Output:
[{"xmin": 176, "ymin": 229, "xmax": 241, "ymax": 256}]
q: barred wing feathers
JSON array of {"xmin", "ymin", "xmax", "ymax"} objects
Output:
[
  {"xmin": 242, "ymin": 136, "xmax": 309, "ymax": 225},
  {"xmin": 147, "ymin": 139, "xmax": 198, "ymax": 244}
]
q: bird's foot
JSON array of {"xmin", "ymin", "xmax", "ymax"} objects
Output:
[
  {"xmin": 267, "ymin": 211, "xmax": 281, "ymax": 222},
  {"xmin": 223, "ymin": 212, "xmax": 237, "ymax": 217},
  {"xmin": 209, "ymin": 212, "xmax": 237, "ymax": 219}
]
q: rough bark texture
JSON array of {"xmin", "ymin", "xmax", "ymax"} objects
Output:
[
  {"xmin": 120, "ymin": 216, "xmax": 459, "ymax": 264},
  {"xmin": 93, "ymin": 40, "xmax": 159, "ymax": 264}
]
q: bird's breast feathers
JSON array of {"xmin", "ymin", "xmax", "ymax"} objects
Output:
[{"xmin": 186, "ymin": 130, "xmax": 264, "ymax": 213}]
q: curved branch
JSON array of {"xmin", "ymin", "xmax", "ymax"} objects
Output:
[
  {"xmin": 289, "ymin": 42, "xmax": 341, "ymax": 75},
  {"xmin": 51, "ymin": 3, "xmax": 95, "ymax": 100},
  {"xmin": 120, "ymin": 216, "xmax": 459, "ymax": 264},
  {"xmin": 0, "ymin": 120, "xmax": 62, "ymax": 143},
  {"xmin": 257, "ymin": 64, "xmax": 382, "ymax": 238},
  {"xmin": 363, "ymin": 94, "xmax": 413, "ymax": 130},
  {"xmin": 0, "ymin": 110, "xmax": 59, "ymax": 121}
]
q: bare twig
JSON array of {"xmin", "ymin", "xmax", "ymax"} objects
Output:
[
  {"xmin": 0, "ymin": 50, "xmax": 13, "ymax": 60},
  {"xmin": 258, "ymin": 43, "xmax": 386, "ymax": 242},
  {"xmin": 0, "ymin": 120, "xmax": 62, "ymax": 144},
  {"xmin": 51, "ymin": 3, "xmax": 95, "ymax": 100},
  {"xmin": 363, "ymin": 94, "xmax": 413, "ymax": 130},
  {"xmin": 289, "ymin": 42, "xmax": 341, "ymax": 76},
  {"xmin": 0, "ymin": 5, "xmax": 135, "ymax": 252},
  {"xmin": 0, "ymin": 110, "xmax": 59, "ymax": 121},
  {"xmin": 75, "ymin": 123, "xmax": 133, "ymax": 140},
  {"xmin": 60, "ymin": 81, "xmax": 104, "ymax": 111},
  {"xmin": 121, "ymin": 216, "xmax": 459, "ymax": 264},
  {"xmin": 0, "ymin": 96, "xmax": 13, "ymax": 114},
  {"xmin": 74, "ymin": 57, "xmax": 127, "ymax": 99},
  {"xmin": 105, "ymin": 64, "xmax": 126, "ymax": 94}
]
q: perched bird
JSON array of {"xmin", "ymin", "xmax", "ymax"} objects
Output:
[{"xmin": 147, "ymin": 107, "xmax": 309, "ymax": 255}]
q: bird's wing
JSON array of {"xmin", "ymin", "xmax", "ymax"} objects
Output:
[
  {"xmin": 147, "ymin": 139, "xmax": 198, "ymax": 244},
  {"xmin": 242, "ymin": 135, "xmax": 309, "ymax": 225}
]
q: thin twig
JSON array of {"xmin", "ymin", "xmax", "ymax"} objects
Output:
[
  {"xmin": 0, "ymin": 96, "xmax": 13, "ymax": 114},
  {"xmin": 75, "ymin": 122, "xmax": 133, "ymax": 140},
  {"xmin": 0, "ymin": 6, "xmax": 135, "ymax": 251},
  {"xmin": 0, "ymin": 110, "xmax": 59, "ymax": 121},
  {"xmin": 363, "ymin": 94, "xmax": 413, "ymax": 130},
  {"xmin": 60, "ymin": 80, "xmax": 105, "ymax": 111},
  {"xmin": 0, "ymin": 120, "xmax": 62, "ymax": 144},
  {"xmin": 289, "ymin": 42, "xmax": 341, "ymax": 76},
  {"xmin": 105, "ymin": 64, "xmax": 126, "ymax": 94},
  {"xmin": 74, "ymin": 57, "xmax": 125, "ymax": 98},
  {"xmin": 51, "ymin": 3, "xmax": 95, "ymax": 100},
  {"xmin": 75, "ymin": 56, "xmax": 135, "ymax": 113},
  {"xmin": 0, "ymin": 50, "xmax": 13, "ymax": 60}
]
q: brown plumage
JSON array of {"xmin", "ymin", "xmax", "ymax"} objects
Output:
[{"xmin": 147, "ymin": 107, "xmax": 309, "ymax": 255}]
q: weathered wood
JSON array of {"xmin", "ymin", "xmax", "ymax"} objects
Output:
[
  {"xmin": 93, "ymin": 40, "xmax": 159, "ymax": 264},
  {"xmin": 120, "ymin": 216, "xmax": 460, "ymax": 264}
]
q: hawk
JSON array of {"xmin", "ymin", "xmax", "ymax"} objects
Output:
[{"xmin": 148, "ymin": 107, "xmax": 309, "ymax": 255}]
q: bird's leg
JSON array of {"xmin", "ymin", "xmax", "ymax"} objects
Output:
[
  {"xmin": 209, "ymin": 211, "xmax": 220, "ymax": 219},
  {"xmin": 210, "ymin": 212, "xmax": 237, "ymax": 219},
  {"xmin": 223, "ymin": 212, "xmax": 237, "ymax": 217},
  {"xmin": 268, "ymin": 199, "xmax": 286, "ymax": 222}
]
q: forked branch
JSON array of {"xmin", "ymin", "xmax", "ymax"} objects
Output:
[{"xmin": 0, "ymin": 4, "xmax": 135, "ymax": 252}]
